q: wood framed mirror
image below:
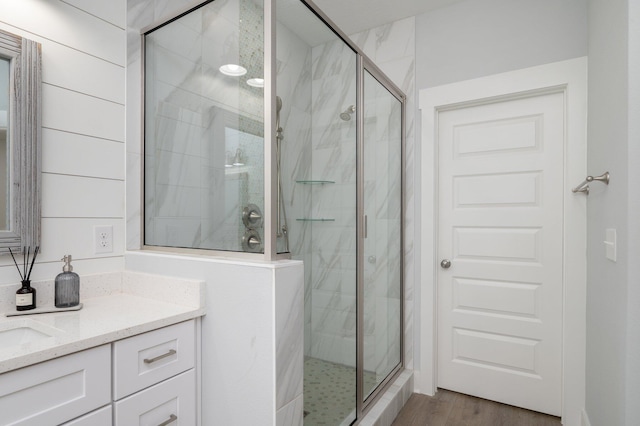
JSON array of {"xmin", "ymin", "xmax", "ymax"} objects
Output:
[{"xmin": 0, "ymin": 29, "xmax": 41, "ymax": 253}]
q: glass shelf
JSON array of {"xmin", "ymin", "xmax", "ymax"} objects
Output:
[
  {"xmin": 296, "ymin": 218, "xmax": 335, "ymax": 222},
  {"xmin": 295, "ymin": 180, "xmax": 335, "ymax": 185}
]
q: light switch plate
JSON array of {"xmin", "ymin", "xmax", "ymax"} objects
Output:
[{"xmin": 604, "ymin": 228, "xmax": 616, "ymax": 262}]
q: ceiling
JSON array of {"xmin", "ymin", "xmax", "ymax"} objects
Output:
[{"xmin": 310, "ymin": 0, "xmax": 465, "ymax": 35}]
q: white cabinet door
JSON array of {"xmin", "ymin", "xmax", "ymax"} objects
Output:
[
  {"xmin": 62, "ymin": 405, "xmax": 112, "ymax": 426},
  {"xmin": 114, "ymin": 369, "xmax": 195, "ymax": 426},
  {"xmin": 0, "ymin": 345, "xmax": 111, "ymax": 426}
]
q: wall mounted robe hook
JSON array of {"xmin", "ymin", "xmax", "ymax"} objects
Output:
[{"xmin": 572, "ymin": 171, "xmax": 610, "ymax": 195}]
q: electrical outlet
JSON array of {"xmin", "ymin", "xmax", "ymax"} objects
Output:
[{"xmin": 94, "ymin": 225, "xmax": 113, "ymax": 254}]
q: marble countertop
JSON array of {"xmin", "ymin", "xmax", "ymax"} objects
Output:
[{"xmin": 0, "ymin": 271, "xmax": 205, "ymax": 374}]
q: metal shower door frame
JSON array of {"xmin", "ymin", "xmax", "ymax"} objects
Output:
[{"xmin": 356, "ymin": 55, "xmax": 406, "ymax": 420}]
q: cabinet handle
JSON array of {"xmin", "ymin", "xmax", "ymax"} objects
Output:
[
  {"xmin": 158, "ymin": 414, "xmax": 177, "ymax": 426},
  {"xmin": 144, "ymin": 349, "xmax": 176, "ymax": 364}
]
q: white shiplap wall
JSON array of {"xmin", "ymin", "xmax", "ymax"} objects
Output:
[{"xmin": 0, "ymin": 0, "xmax": 126, "ymax": 285}]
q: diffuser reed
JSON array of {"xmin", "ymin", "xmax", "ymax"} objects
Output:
[{"xmin": 10, "ymin": 246, "xmax": 39, "ymax": 311}]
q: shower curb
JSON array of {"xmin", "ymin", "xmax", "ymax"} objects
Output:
[{"xmin": 358, "ymin": 370, "xmax": 413, "ymax": 426}]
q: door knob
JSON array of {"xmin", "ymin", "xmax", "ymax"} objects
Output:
[{"xmin": 440, "ymin": 259, "xmax": 451, "ymax": 269}]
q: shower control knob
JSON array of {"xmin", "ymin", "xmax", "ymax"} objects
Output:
[
  {"xmin": 242, "ymin": 229, "xmax": 262, "ymax": 253},
  {"xmin": 440, "ymin": 259, "xmax": 451, "ymax": 269},
  {"xmin": 242, "ymin": 204, "xmax": 264, "ymax": 228},
  {"xmin": 247, "ymin": 237, "xmax": 261, "ymax": 249}
]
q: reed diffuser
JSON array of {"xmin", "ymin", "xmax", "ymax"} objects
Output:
[{"xmin": 9, "ymin": 246, "xmax": 39, "ymax": 311}]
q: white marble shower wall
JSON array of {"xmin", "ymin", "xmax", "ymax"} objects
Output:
[
  {"xmin": 144, "ymin": 0, "xmax": 265, "ymax": 252},
  {"xmin": 275, "ymin": 21, "xmax": 314, "ymax": 353},
  {"xmin": 308, "ymin": 39, "xmax": 359, "ymax": 366},
  {"xmin": 305, "ymin": 16, "xmax": 415, "ymax": 372}
]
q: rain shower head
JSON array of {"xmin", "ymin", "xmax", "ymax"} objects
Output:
[{"xmin": 340, "ymin": 105, "xmax": 356, "ymax": 121}]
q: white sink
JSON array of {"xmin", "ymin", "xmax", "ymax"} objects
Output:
[
  {"xmin": 0, "ymin": 327, "xmax": 51, "ymax": 345},
  {"xmin": 0, "ymin": 320, "xmax": 60, "ymax": 347}
]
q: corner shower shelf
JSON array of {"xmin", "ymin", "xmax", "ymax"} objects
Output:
[
  {"xmin": 296, "ymin": 218, "xmax": 335, "ymax": 222},
  {"xmin": 295, "ymin": 180, "xmax": 335, "ymax": 185}
]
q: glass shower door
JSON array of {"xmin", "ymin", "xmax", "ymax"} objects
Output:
[{"xmin": 361, "ymin": 68, "xmax": 403, "ymax": 401}]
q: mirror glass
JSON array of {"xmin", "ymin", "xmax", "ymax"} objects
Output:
[{"xmin": 0, "ymin": 56, "xmax": 9, "ymax": 230}]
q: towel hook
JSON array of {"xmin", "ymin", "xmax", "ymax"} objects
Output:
[{"xmin": 572, "ymin": 171, "xmax": 610, "ymax": 196}]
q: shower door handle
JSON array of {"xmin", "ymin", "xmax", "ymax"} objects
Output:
[{"xmin": 363, "ymin": 215, "xmax": 368, "ymax": 238}]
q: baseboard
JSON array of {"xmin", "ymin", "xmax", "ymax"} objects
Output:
[{"xmin": 581, "ymin": 409, "xmax": 591, "ymax": 426}]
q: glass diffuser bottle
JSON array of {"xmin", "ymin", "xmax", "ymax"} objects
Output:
[
  {"xmin": 16, "ymin": 279, "xmax": 36, "ymax": 311},
  {"xmin": 10, "ymin": 246, "xmax": 39, "ymax": 311},
  {"xmin": 55, "ymin": 255, "xmax": 80, "ymax": 308}
]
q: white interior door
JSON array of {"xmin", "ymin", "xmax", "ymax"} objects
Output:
[{"xmin": 437, "ymin": 90, "xmax": 564, "ymax": 416}]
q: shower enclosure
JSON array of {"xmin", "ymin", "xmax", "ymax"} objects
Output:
[{"xmin": 143, "ymin": 0, "xmax": 404, "ymax": 423}]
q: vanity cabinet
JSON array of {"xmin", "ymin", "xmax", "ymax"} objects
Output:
[
  {"xmin": 0, "ymin": 320, "xmax": 197, "ymax": 426},
  {"xmin": 0, "ymin": 345, "xmax": 111, "ymax": 426}
]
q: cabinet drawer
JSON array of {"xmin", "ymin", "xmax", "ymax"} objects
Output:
[
  {"xmin": 113, "ymin": 320, "xmax": 195, "ymax": 399},
  {"xmin": 0, "ymin": 345, "xmax": 111, "ymax": 426},
  {"xmin": 62, "ymin": 405, "xmax": 112, "ymax": 425},
  {"xmin": 114, "ymin": 369, "xmax": 195, "ymax": 426}
]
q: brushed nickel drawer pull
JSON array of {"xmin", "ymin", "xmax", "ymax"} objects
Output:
[
  {"xmin": 158, "ymin": 414, "xmax": 177, "ymax": 426},
  {"xmin": 144, "ymin": 349, "xmax": 176, "ymax": 364}
]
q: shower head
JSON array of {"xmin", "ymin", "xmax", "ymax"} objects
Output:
[
  {"xmin": 276, "ymin": 96, "xmax": 283, "ymax": 113},
  {"xmin": 340, "ymin": 105, "xmax": 356, "ymax": 121}
]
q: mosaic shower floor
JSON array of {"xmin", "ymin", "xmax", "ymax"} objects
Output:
[{"xmin": 303, "ymin": 357, "xmax": 377, "ymax": 426}]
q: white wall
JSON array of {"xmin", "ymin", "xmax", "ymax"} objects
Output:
[
  {"xmin": 587, "ymin": 0, "xmax": 639, "ymax": 424},
  {"xmin": 0, "ymin": 0, "xmax": 125, "ymax": 288},
  {"xmin": 415, "ymin": 0, "xmax": 588, "ymax": 89}
]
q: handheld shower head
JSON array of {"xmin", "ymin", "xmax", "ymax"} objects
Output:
[
  {"xmin": 340, "ymin": 105, "xmax": 356, "ymax": 121},
  {"xmin": 276, "ymin": 96, "xmax": 284, "ymax": 142}
]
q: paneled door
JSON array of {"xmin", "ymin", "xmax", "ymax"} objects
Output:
[{"xmin": 437, "ymin": 90, "xmax": 564, "ymax": 416}]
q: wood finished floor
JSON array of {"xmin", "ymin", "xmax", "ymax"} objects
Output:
[{"xmin": 392, "ymin": 390, "xmax": 561, "ymax": 426}]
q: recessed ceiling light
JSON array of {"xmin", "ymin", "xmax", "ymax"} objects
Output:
[
  {"xmin": 247, "ymin": 78, "xmax": 264, "ymax": 88},
  {"xmin": 219, "ymin": 64, "xmax": 247, "ymax": 76}
]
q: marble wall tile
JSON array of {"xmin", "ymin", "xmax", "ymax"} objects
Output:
[
  {"xmin": 275, "ymin": 19, "xmax": 314, "ymax": 354},
  {"xmin": 275, "ymin": 264, "xmax": 305, "ymax": 410},
  {"xmin": 304, "ymin": 17, "xmax": 413, "ymax": 372},
  {"xmin": 276, "ymin": 394, "xmax": 304, "ymax": 426},
  {"xmin": 308, "ymin": 34, "xmax": 358, "ymax": 363}
]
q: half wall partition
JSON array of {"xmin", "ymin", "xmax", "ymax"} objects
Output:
[{"xmin": 142, "ymin": 0, "xmax": 404, "ymax": 423}]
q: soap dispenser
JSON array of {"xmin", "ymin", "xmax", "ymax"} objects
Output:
[{"xmin": 55, "ymin": 255, "xmax": 80, "ymax": 308}]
